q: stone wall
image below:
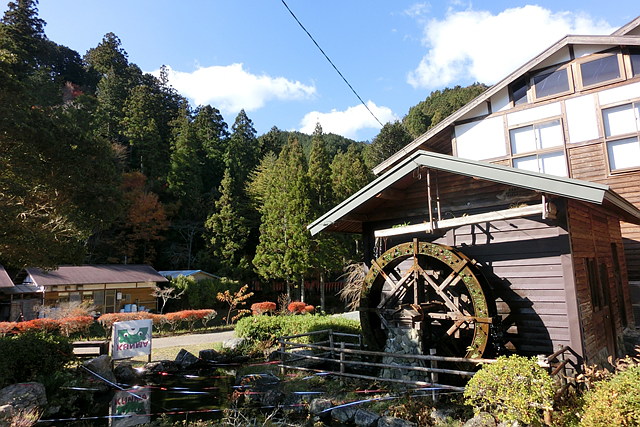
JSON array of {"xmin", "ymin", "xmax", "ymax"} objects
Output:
[{"xmin": 380, "ymin": 327, "xmax": 430, "ymax": 383}]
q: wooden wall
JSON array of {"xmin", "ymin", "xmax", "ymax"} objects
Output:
[
  {"xmin": 44, "ymin": 284, "xmax": 157, "ymax": 314},
  {"xmin": 566, "ymin": 200, "xmax": 633, "ymax": 363}
]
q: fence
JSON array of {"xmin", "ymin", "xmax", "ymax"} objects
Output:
[{"xmin": 277, "ymin": 329, "xmax": 496, "ymax": 392}]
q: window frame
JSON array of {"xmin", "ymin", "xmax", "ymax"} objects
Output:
[
  {"xmin": 601, "ymin": 100, "xmax": 640, "ymax": 174},
  {"xmin": 530, "ymin": 65, "xmax": 574, "ymax": 102},
  {"xmin": 575, "ymin": 51, "xmax": 626, "ymax": 91},
  {"xmin": 508, "ymin": 117, "xmax": 569, "ymax": 176}
]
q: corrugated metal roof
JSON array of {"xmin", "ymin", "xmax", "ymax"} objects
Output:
[
  {"xmin": 308, "ymin": 150, "xmax": 640, "ymax": 236},
  {"xmin": 25, "ymin": 265, "xmax": 168, "ymax": 286},
  {"xmin": 0, "ymin": 284, "xmax": 41, "ymax": 294},
  {"xmin": 0, "ymin": 265, "xmax": 14, "ymax": 288}
]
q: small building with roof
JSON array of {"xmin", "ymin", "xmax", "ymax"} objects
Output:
[
  {"xmin": 24, "ymin": 265, "xmax": 168, "ymax": 314},
  {"xmin": 158, "ymin": 270, "xmax": 220, "ymax": 282}
]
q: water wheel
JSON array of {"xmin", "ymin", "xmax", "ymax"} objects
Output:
[{"xmin": 360, "ymin": 239, "xmax": 496, "ymax": 358}]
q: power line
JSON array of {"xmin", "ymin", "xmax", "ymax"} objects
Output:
[{"xmin": 280, "ymin": 0, "xmax": 384, "ymax": 128}]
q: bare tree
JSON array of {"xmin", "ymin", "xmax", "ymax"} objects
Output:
[{"xmin": 152, "ymin": 285, "xmax": 185, "ymax": 314}]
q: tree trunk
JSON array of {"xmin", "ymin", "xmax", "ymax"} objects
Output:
[
  {"xmin": 300, "ymin": 277, "xmax": 305, "ymax": 303},
  {"xmin": 286, "ymin": 281, "xmax": 291, "ymax": 299}
]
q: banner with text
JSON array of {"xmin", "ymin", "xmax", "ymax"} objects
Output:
[{"xmin": 112, "ymin": 319, "xmax": 152, "ymax": 359}]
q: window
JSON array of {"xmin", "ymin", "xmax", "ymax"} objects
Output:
[
  {"xmin": 510, "ymin": 77, "xmax": 528, "ymax": 105},
  {"xmin": 510, "ymin": 119, "xmax": 568, "ymax": 176},
  {"xmin": 532, "ymin": 68, "xmax": 572, "ymax": 100},
  {"xmin": 631, "ymin": 49, "xmax": 640, "ymax": 77},
  {"xmin": 578, "ymin": 54, "xmax": 622, "ymax": 89},
  {"xmin": 586, "ymin": 258, "xmax": 603, "ymax": 311},
  {"xmin": 602, "ymin": 102, "xmax": 640, "ymax": 171}
]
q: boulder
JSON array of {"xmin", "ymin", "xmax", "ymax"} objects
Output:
[
  {"xmin": 113, "ymin": 362, "xmax": 138, "ymax": 384},
  {"xmin": 355, "ymin": 408, "xmax": 381, "ymax": 426},
  {"xmin": 377, "ymin": 415, "xmax": 417, "ymax": 427},
  {"xmin": 0, "ymin": 382, "xmax": 47, "ymax": 426},
  {"xmin": 237, "ymin": 373, "xmax": 283, "ymax": 407},
  {"xmin": 430, "ymin": 406, "xmax": 457, "ymax": 424},
  {"xmin": 222, "ymin": 337, "xmax": 246, "ymax": 351},
  {"xmin": 83, "ymin": 354, "xmax": 116, "ymax": 384},
  {"xmin": 463, "ymin": 412, "xmax": 497, "ymax": 427},
  {"xmin": 144, "ymin": 360, "xmax": 178, "ymax": 374},
  {"xmin": 198, "ymin": 348, "xmax": 220, "ymax": 361},
  {"xmin": 309, "ymin": 398, "xmax": 333, "ymax": 415},
  {"xmin": 332, "ymin": 405, "xmax": 358, "ymax": 423},
  {"xmin": 174, "ymin": 349, "xmax": 199, "ymax": 369}
]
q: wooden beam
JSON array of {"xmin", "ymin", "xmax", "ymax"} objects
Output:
[
  {"xmin": 375, "ymin": 188, "xmax": 406, "ymax": 200},
  {"xmin": 374, "ymin": 203, "xmax": 546, "ymax": 238}
]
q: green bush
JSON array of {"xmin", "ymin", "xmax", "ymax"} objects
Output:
[
  {"xmin": 464, "ymin": 354, "xmax": 554, "ymax": 425},
  {"xmin": 0, "ymin": 332, "xmax": 74, "ymax": 387},
  {"xmin": 580, "ymin": 365, "xmax": 640, "ymax": 426},
  {"xmin": 235, "ymin": 314, "xmax": 360, "ymax": 344},
  {"xmin": 171, "ymin": 276, "xmax": 241, "ymax": 310}
]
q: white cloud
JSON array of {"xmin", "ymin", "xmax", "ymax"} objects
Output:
[
  {"xmin": 408, "ymin": 5, "xmax": 616, "ymax": 89},
  {"xmin": 299, "ymin": 101, "xmax": 398, "ymax": 140},
  {"xmin": 153, "ymin": 64, "xmax": 316, "ymax": 113}
]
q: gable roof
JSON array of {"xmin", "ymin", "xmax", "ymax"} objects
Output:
[
  {"xmin": 309, "ymin": 151, "xmax": 640, "ymax": 236},
  {"xmin": 374, "ymin": 30, "xmax": 640, "ymax": 175},
  {"xmin": 0, "ymin": 265, "xmax": 13, "ymax": 288},
  {"xmin": 25, "ymin": 265, "xmax": 168, "ymax": 287}
]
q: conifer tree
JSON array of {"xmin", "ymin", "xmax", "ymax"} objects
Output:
[
  {"xmin": 253, "ymin": 137, "xmax": 312, "ymax": 298},
  {"xmin": 331, "ymin": 144, "xmax": 372, "ymax": 203},
  {"xmin": 225, "ymin": 109, "xmax": 259, "ymax": 189},
  {"xmin": 192, "ymin": 105, "xmax": 229, "ymax": 197},
  {"xmin": 205, "ymin": 168, "xmax": 251, "ymax": 277}
]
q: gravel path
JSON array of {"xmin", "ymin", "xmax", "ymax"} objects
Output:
[{"xmin": 152, "ymin": 330, "xmax": 236, "ymax": 349}]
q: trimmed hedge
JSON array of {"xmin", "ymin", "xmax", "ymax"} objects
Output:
[
  {"xmin": 235, "ymin": 314, "xmax": 360, "ymax": 344},
  {"xmin": 0, "ymin": 332, "xmax": 74, "ymax": 387}
]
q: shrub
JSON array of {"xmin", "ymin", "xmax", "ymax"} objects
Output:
[
  {"xmin": 58, "ymin": 316, "xmax": 94, "ymax": 337},
  {"xmin": 0, "ymin": 332, "xmax": 74, "ymax": 388},
  {"xmin": 15, "ymin": 318, "xmax": 61, "ymax": 334},
  {"xmin": 580, "ymin": 364, "xmax": 640, "ymax": 426},
  {"xmin": 97, "ymin": 312, "xmax": 155, "ymax": 330},
  {"xmin": 464, "ymin": 354, "xmax": 554, "ymax": 425},
  {"xmin": 171, "ymin": 276, "xmax": 242, "ymax": 310},
  {"xmin": 0, "ymin": 322, "xmax": 17, "ymax": 336},
  {"xmin": 251, "ymin": 302, "xmax": 276, "ymax": 315},
  {"xmin": 236, "ymin": 314, "xmax": 361, "ymax": 345},
  {"xmin": 287, "ymin": 301, "xmax": 307, "ymax": 314}
]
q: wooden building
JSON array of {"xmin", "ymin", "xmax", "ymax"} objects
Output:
[
  {"xmin": 373, "ymin": 17, "xmax": 640, "ymax": 323},
  {"xmin": 159, "ymin": 270, "xmax": 220, "ymax": 282},
  {"xmin": 24, "ymin": 265, "xmax": 167, "ymax": 314},
  {"xmin": 309, "ymin": 151, "xmax": 640, "ymax": 365}
]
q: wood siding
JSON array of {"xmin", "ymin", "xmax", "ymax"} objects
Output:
[
  {"xmin": 567, "ymin": 200, "xmax": 633, "ymax": 363},
  {"xmin": 44, "ymin": 284, "xmax": 156, "ymax": 314}
]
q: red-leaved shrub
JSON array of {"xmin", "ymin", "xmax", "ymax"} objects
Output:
[
  {"xmin": 0, "ymin": 322, "xmax": 17, "ymax": 336},
  {"xmin": 287, "ymin": 301, "xmax": 307, "ymax": 314},
  {"xmin": 15, "ymin": 318, "xmax": 61, "ymax": 334},
  {"xmin": 303, "ymin": 305, "xmax": 315, "ymax": 314},
  {"xmin": 58, "ymin": 316, "xmax": 94, "ymax": 337},
  {"xmin": 251, "ymin": 302, "xmax": 276, "ymax": 315}
]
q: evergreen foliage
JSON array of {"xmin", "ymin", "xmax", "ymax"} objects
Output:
[{"xmin": 364, "ymin": 120, "xmax": 412, "ymax": 170}]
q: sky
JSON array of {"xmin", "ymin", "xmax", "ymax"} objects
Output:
[{"xmin": 22, "ymin": 1, "xmax": 640, "ymax": 141}]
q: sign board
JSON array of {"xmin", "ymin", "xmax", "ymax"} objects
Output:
[
  {"xmin": 111, "ymin": 319, "xmax": 152, "ymax": 359},
  {"xmin": 109, "ymin": 387, "xmax": 151, "ymax": 427}
]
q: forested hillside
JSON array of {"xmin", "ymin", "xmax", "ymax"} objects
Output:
[{"xmin": 0, "ymin": 0, "xmax": 487, "ymax": 287}]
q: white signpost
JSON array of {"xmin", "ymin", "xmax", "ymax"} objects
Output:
[{"xmin": 111, "ymin": 319, "xmax": 153, "ymax": 360}]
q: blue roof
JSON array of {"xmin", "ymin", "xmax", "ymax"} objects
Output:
[{"xmin": 158, "ymin": 270, "xmax": 220, "ymax": 280}]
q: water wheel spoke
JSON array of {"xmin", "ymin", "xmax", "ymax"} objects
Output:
[
  {"xmin": 446, "ymin": 320, "xmax": 466, "ymax": 337},
  {"xmin": 376, "ymin": 265, "xmax": 416, "ymax": 309},
  {"xmin": 415, "ymin": 264, "xmax": 464, "ymax": 316}
]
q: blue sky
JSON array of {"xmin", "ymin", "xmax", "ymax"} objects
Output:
[{"xmin": 24, "ymin": 1, "xmax": 640, "ymax": 141}]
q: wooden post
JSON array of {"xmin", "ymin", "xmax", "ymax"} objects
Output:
[
  {"xmin": 329, "ymin": 330, "xmax": 335, "ymax": 360},
  {"xmin": 430, "ymin": 348, "xmax": 438, "ymax": 402},
  {"xmin": 340, "ymin": 342, "xmax": 346, "ymax": 386},
  {"xmin": 320, "ymin": 272, "xmax": 325, "ymax": 313},
  {"xmin": 300, "ymin": 277, "xmax": 305, "ymax": 303},
  {"xmin": 279, "ymin": 340, "xmax": 286, "ymax": 376}
]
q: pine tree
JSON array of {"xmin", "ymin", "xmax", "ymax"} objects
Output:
[
  {"xmin": 363, "ymin": 121, "xmax": 412, "ymax": 170},
  {"xmin": 192, "ymin": 105, "xmax": 229, "ymax": 197},
  {"xmin": 225, "ymin": 109, "xmax": 259, "ymax": 188},
  {"xmin": 331, "ymin": 144, "xmax": 372, "ymax": 203}
]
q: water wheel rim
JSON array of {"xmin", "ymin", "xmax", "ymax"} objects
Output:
[{"xmin": 360, "ymin": 240, "xmax": 491, "ymax": 359}]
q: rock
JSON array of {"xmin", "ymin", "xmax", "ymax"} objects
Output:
[
  {"xmin": 237, "ymin": 373, "xmax": 283, "ymax": 407},
  {"xmin": 264, "ymin": 346, "xmax": 281, "ymax": 361},
  {"xmin": 174, "ymin": 348, "xmax": 199, "ymax": 369},
  {"xmin": 222, "ymin": 337, "xmax": 246, "ymax": 351},
  {"xmin": 377, "ymin": 416, "xmax": 417, "ymax": 427},
  {"xmin": 238, "ymin": 372, "xmax": 281, "ymax": 389},
  {"xmin": 231, "ymin": 355, "xmax": 250, "ymax": 364},
  {"xmin": 355, "ymin": 408, "xmax": 381, "ymax": 426},
  {"xmin": 144, "ymin": 360, "xmax": 178, "ymax": 374},
  {"xmin": 0, "ymin": 382, "xmax": 47, "ymax": 426},
  {"xmin": 199, "ymin": 348, "xmax": 220, "ymax": 361},
  {"xmin": 463, "ymin": 412, "xmax": 497, "ymax": 427},
  {"xmin": 113, "ymin": 362, "xmax": 137, "ymax": 384},
  {"xmin": 309, "ymin": 398, "xmax": 333, "ymax": 415},
  {"xmin": 83, "ymin": 354, "xmax": 116, "ymax": 383},
  {"xmin": 332, "ymin": 405, "xmax": 358, "ymax": 423},
  {"xmin": 497, "ymin": 422, "xmax": 521, "ymax": 427},
  {"xmin": 430, "ymin": 406, "xmax": 456, "ymax": 424},
  {"xmin": 261, "ymin": 389, "xmax": 286, "ymax": 407}
]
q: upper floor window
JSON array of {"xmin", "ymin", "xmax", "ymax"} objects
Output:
[
  {"xmin": 509, "ymin": 119, "xmax": 568, "ymax": 176},
  {"xmin": 602, "ymin": 102, "xmax": 640, "ymax": 171},
  {"xmin": 510, "ymin": 77, "xmax": 528, "ymax": 106},
  {"xmin": 577, "ymin": 53, "xmax": 623, "ymax": 89},
  {"xmin": 631, "ymin": 49, "xmax": 640, "ymax": 77},
  {"xmin": 532, "ymin": 68, "xmax": 573, "ymax": 100}
]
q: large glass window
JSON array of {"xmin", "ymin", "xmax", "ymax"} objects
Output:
[
  {"xmin": 533, "ymin": 68, "xmax": 571, "ymax": 99},
  {"xmin": 511, "ymin": 77, "xmax": 528, "ymax": 105},
  {"xmin": 510, "ymin": 119, "xmax": 567, "ymax": 176},
  {"xmin": 579, "ymin": 54, "xmax": 621, "ymax": 88},
  {"xmin": 631, "ymin": 49, "xmax": 640, "ymax": 77},
  {"xmin": 602, "ymin": 102, "xmax": 640, "ymax": 171}
]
